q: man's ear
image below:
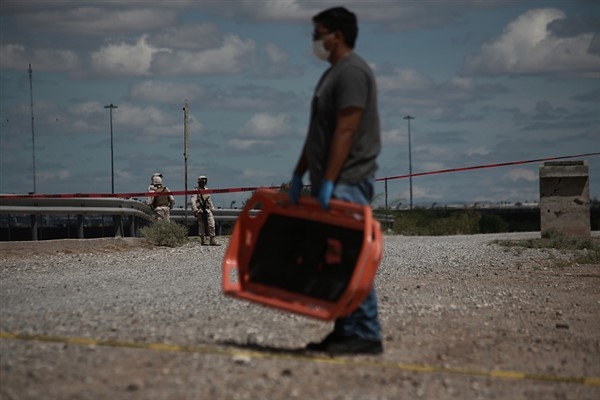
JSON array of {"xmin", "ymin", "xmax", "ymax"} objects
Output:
[{"xmin": 333, "ymin": 30, "xmax": 344, "ymax": 43}]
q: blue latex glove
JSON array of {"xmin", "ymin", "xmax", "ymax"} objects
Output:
[
  {"xmin": 318, "ymin": 180, "xmax": 334, "ymax": 210},
  {"xmin": 289, "ymin": 173, "xmax": 303, "ymax": 204}
]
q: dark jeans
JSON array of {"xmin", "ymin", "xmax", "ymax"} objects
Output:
[{"xmin": 312, "ymin": 178, "xmax": 382, "ymax": 341}]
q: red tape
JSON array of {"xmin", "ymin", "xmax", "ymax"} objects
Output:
[
  {"xmin": 1, "ymin": 153, "xmax": 598, "ymax": 199},
  {"xmin": 376, "ymin": 152, "xmax": 600, "ymax": 182}
]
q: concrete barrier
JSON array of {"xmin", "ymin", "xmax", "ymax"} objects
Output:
[{"xmin": 539, "ymin": 160, "xmax": 590, "ymax": 238}]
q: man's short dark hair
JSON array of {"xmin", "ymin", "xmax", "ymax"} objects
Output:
[{"xmin": 313, "ymin": 7, "xmax": 358, "ymax": 48}]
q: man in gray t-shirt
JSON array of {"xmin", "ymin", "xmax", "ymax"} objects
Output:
[
  {"xmin": 306, "ymin": 51, "xmax": 381, "ymax": 191},
  {"xmin": 289, "ymin": 6, "xmax": 383, "ymax": 355}
]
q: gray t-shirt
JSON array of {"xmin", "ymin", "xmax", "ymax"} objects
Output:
[{"xmin": 306, "ymin": 52, "xmax": 381, "ymax": 187}]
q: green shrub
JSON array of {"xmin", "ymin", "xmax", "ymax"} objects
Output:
[
  {"xmin": 392, "ymin": 210, "xmax": 480, "ymax": 236},
  {"xmin": 495, "ymin": 230, "xmax": 600, "ymax": 265},
  {"xmin": 141, "ymin": 220, "xmax": 188, "ymax": 247},
  {"xmin": 479, "ymin": 214, "xmax": 510, "ymax": 233},
  {"xmin": 504, "ymin": 230, "xmax": 600, "ymax": 250}
]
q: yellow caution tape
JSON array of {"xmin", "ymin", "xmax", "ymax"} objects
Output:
[{"xmin": 1, "ymin": 330, "xmax": 598, "ymax": 386}]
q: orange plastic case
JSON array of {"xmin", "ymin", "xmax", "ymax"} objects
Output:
[{"xmin": 222, "ymin": 189, "xmax": 383, "ymax": 321}]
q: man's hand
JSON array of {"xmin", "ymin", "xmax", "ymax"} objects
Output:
[
  {"xmin": 289, "ymin": 173, "xmax": 303, "ymax": 204},
  {"xmin": 318, "ymin": 180, "xmax": 334, "ymax": 210}
]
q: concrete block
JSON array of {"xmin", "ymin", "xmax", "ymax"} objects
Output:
[{"xmin": 539, "ymin": 160, "xmax": 590, "ymax": 238}]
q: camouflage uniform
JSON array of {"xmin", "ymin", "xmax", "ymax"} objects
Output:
[
  {"xmin": 147, "ymin": 175, "xmax": 175, "ymax": 220},
  {"xmin": 191, "ymin": 175, "xmax": 219, "ymax": 245}
]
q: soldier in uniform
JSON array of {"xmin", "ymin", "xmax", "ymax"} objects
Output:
[
  {"xmin": 191, "ymin": 175, "xmax": 219, "ymax": 245},
  {"xmin": 147, "ymin": 175, "xmax": 175, "ymax": 220}
]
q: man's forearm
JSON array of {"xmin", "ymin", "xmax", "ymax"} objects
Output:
[
  {"xmin": 293, "ymin": 143, "xmax": 309, "ymax": 176},
  {"xmin": 324, "ymin": 127, "xmax": 354, "ymax": 182}
]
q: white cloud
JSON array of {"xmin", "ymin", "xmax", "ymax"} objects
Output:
[
  {"xmin": 108, "ymin": 103, "xmax": 174, "ymax": 131},
  {"xmin": 418, "ymin": 145, "xmax": 452, "ymax": 158},
  {"xmin": 194, "ymin": 0, "xmax": 503, "ymax": 31},
  {"xmin": 207, "ymin": 86, "xmax": 305, "ymax": 112},
  {"xmin": 90, "ymin": 35, "xmax": 166, "ymax": 77},
  {"xmin": 0, "ymin": 44, "xmax": 80, "ymax": 71},
  {"xmin": 241, "ymin": 168, "xmax": 282, "ymax": 181},
  {"xmin": 462, "ymin": 8, "xmax": 600, "ymax": 77},
  {"xmin": 199, "ymin": 0, "xmax": 315, "ymax": 22},
  {"xmin": 18, "ymin": 7, "xmax": 179, "ymax": 36},
  {"xmin": 446, "ymin": 77, "xmax": 476, "ymax": 92},
  {"xmin": 143, "ymin": 124, "xmax": 182, "ymax": 138},
  {"xmin": 505, "ymin": 168, "xmax": 537, "ymax": 182},
  {"xmin": 420, "ymin": 162, "xmax": 446, "ymax": 173},
  {"xmin": 265, "ymin": 43, "xmax": 288, "ymax": 66},
  {"xmin": 256, "ymin": 43, "xmax": 303, "ymax": 77},
  {"xmin": 130, "ymin": 81, "xmax": 207, "ymax": 104},
  {"xmin": 376, "ymin": 68, "xmax": 433, "ymax": 91},
  {"xmin": 466, "ymin": 146, "xmax": 490, "ymax": 157},
  {"xmin": 248, "ymin": 0, "xmax": 313, "ymax": 20},
  {"xmin": 37, "ymin": 169, "xmax": 71, "ymax": 181},
  {"xmin": 71, "ymin": 119, "xmax": 99, "ymax": 133},
  {"xmin": 57, "ymin": 100, "xmax": 188, "ymax": 140},
  {"xmin": 227, "ymin": 138, "xmax": 274, "ymax": 151},
  {"xmin": 239, "ymin": 112, "xmax": 293, "ymax": 138},
  {"xmin": 150, "ymin": 23, "xmax": 222, "ymax": 51},
  {"xmin": 382, "ymin": 128, "xmax": 406, "ymax": 146},
  {"xmin": 151, "ymin": 34, "xmax": 255, "ymax": 75},
  {"xmin": 69, "ymin": 101, "xmax": 104, "ymax": 116}
]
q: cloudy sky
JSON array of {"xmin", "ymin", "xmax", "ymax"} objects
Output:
[{"xmin": 1, "ymin": 0, "xmax": 599, "ymax": 209}]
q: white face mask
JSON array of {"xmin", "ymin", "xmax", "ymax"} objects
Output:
[{"xmin": 312, "ymin": 38, "xmax": 331, "ymax": 61}]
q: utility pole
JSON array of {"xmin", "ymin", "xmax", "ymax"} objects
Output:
[
  {"xmin": 403, "ymin": 115, "xmax": 415, "ymax": 209},
  {"xmin": 183, "ymin": 100, "xmax": 190, "ymax": 227},
  {"xmin": 104, "ymin": 104, "xmax": 118, "ymax": 194},
  {"xmin": 28, "ymin": 64, "xmax": 36, "ymax": 194}
]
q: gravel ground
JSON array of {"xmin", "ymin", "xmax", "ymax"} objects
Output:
[{"xmin": 1, "ymin": 233, "xmax": 599, "ymax": 400}]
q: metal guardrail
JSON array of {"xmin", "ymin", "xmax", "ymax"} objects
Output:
[
  {"xmin": 1, "ymin": 196, "xmax": 560, "ymax": 241},
  {"xmin": 0, "ymin": 197, "xmax": 250, "ymax": 241},
  {"xmin": 0, "ymin": 197, "xmax": 155, "ymax": 241},
  {"xmin": 169, "ymin": 207, "xmax": 249, "ymax": 223},
  {"xmin": 0, "ymin": 197, "xmax": 154, "ymax": 217},
  {"xmin": 169, "ymin": 207, "xmax": 259, "ymax": 237}
]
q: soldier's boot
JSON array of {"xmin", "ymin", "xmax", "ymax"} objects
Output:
[
  {"xmin": 200, "ymin": 236, "xmax": 206, "ymax": 245},
  {"xmin": 210, "ymin": 236, "xmax": 220, "ymax": 246}
]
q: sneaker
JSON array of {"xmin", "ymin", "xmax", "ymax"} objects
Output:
[
  {"xmin": 305, "ymin": 332, "xmax": 344, "ymax": 351},
  {"xmin": 325, "ymin": 336, "xmax": 383, "ymax": 355}
]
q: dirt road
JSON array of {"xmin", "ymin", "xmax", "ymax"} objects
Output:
[{"xmin": 1, "ymin": 235, "xmax": 599, "ymax": 399}]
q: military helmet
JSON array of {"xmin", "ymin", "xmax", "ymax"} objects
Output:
[
  {"xmin": 151, "ymin": 172, "xmax": 162, "ymax": 183},
  {"xmin": 152, "ymin": 176, "xmax": 163, "ymax": 185}
]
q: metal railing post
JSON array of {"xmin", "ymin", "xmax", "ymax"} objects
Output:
[
  {"xmin": 78, "ymin": 215, "xmax": 84, "ymax": 238},
  {"xmin": 30, "ymin": 214, "xmax": 38, "ymax": 241}
]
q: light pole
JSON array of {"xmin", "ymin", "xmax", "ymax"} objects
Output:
[
  {"xmin": 183, "ymin": 100, "xmax": 190, "ymax": 226},
  {"xmin": 403, "ymin": 115, "xmax": 415, "ymax": 209},
  {"xmin": 28, "ymin": 64, "xmax": 36, "ymax": 194},
  {"xmin": 104, "ymin": 104, "xmax": 118, "ymax": 194}
]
